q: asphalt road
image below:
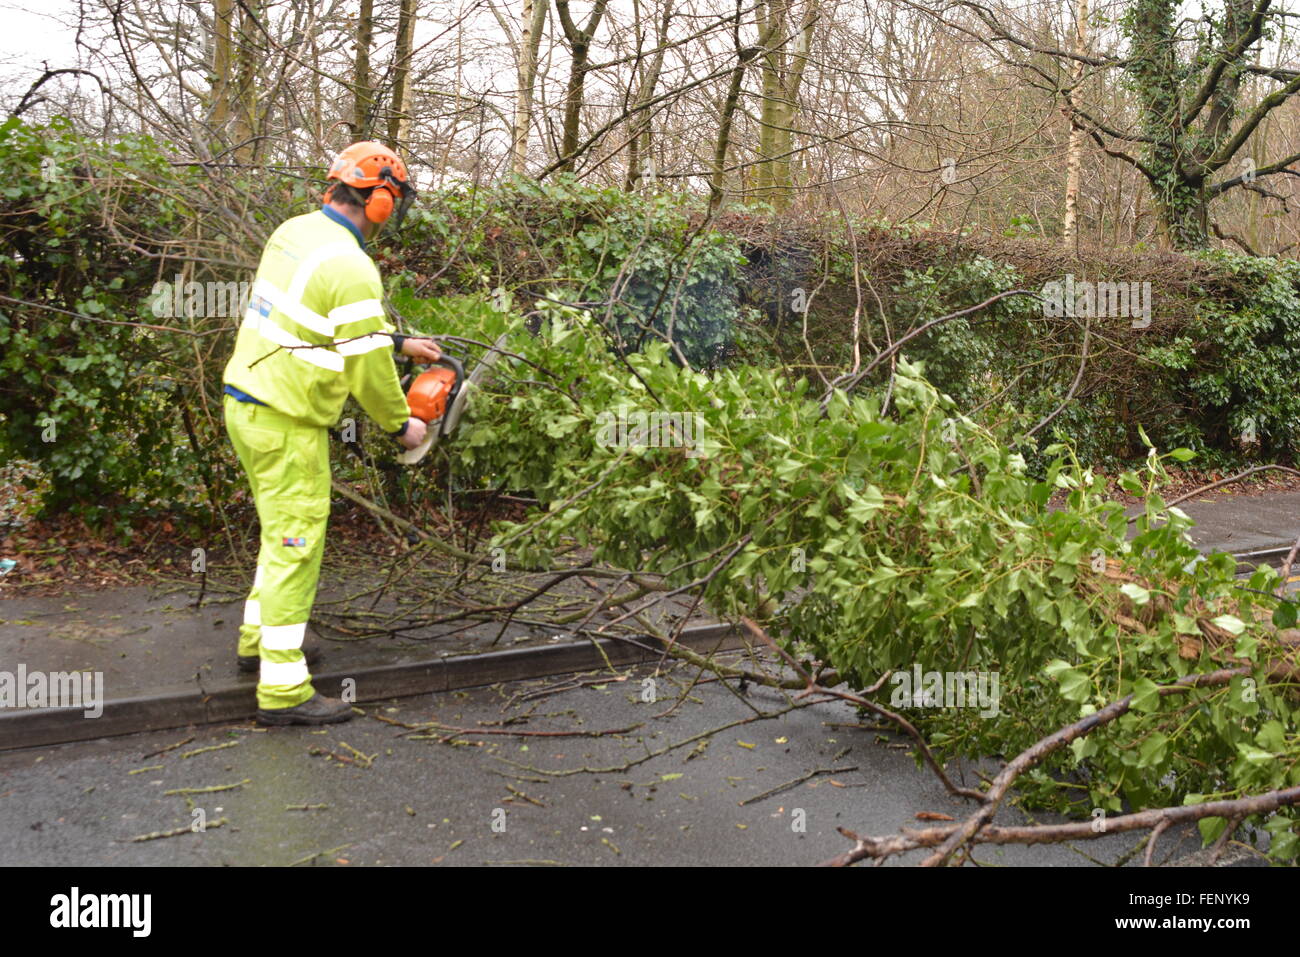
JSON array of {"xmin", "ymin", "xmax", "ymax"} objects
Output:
[{"xmin": 0, "ymin": 657, "xmax": 1210, "ymax": 867}]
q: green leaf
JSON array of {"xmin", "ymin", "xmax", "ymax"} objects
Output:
[
  {"xmin": 1138, "ymin": 732, "xmax": 1168, "ymax": 767},
  {"xmin": 845, "ymin": 484, "xmax": 884, "ymax": 523},
  {"xmin": 1236, "ymin": 743, "xmax": 1275, "ymax": 765},
  {"xmin": 1211, "ymin": 614, "xmax": 1246, "ymax": 636},
  {"xmin": 1120, "ymin": 583, "xmax": 1151, "ymax": 605},
  {"xmin": 1043, "ymin": 659, "xmax": 1073, "ymax": 677},
  {"xmin": 1054, "ymin": 668, "xmax": 1091, "ymax": 703},
  {"xmin": 1130, "ymin": 678, "xmax": 1160, "ymax": 714},
  {"xmin": 1198, "ymin": 816, "xmax": 1228, "ymax": 845},
  {"xmin": 1273, "ymin": 602, "xmax": 1298, "ymax": 629}
]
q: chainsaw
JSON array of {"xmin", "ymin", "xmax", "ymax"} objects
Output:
[{"xmin": 396, "ymin": 332, "xmax": 511, "ymax": 465}]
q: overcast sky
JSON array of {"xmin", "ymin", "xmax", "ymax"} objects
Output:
[{"xmin": 0, "ymin": 2, "xmax": 80, "ymax": 74}]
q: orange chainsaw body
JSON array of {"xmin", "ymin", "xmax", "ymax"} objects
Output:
[{"xmin": 406, "ymin": 357, "xmax": 463, "ymax": 425}]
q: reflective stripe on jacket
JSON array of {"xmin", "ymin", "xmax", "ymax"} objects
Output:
[{"xmin": 222, "ymin": 209, "xmax": 409, "ymax": 432}]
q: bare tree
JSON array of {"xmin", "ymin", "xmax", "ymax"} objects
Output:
[
  {"xmin": 1061, "ymin": 0, "xmax": 1088, "ymax": 246},
  {"xmin": 754, "ymin": 0, "xmax": 818, "ymax": 211},
  {"xmin": 385, "ymin": 0, "xmax": 419, "ymax": 148},
  {"xmin": 554, "ymin": 0, "xmax": 610, "ymax": 173},
  {"xmin": 352, "ymin": 0, "xmax": 375, "ymax": 139}
]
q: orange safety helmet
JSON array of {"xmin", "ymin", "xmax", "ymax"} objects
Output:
[{"xmin": 324, "ymin": 141, "xmax": 416, "ymax": 227}]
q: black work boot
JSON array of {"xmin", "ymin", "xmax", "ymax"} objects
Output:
[
  {"xmin": 256, "ymin": 692, "xmax": 354, "ymax": 726},
  {"xmin": 237, "ymin": 642, "xmax": 322, "ymax": 674}
]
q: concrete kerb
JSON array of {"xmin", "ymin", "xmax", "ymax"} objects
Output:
[{"xmin": 0, "ymin": 622, "xmax": 746, "ymax": 752}]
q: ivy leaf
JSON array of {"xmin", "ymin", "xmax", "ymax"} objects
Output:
[
  {"xmin": 1120, "ymin": 583, "xmax": 1151, "ymax": 605},
  {"xmin": 1138, "ymin": 732, "xmax": 1168, "ymax": 767},
  {"xmin": 866, "ymin": 565, "xmax": 899, "ymax": 586},
  {"xmin": 845, "ymin": 484, "xmax": 884, "ymax": 523},
  {"xmin": 1236, "ymin": 743, "xmax": 1275, "ymax": 765},
  {"xmin": 1043, "ymin": 658, "xmax": 1073, "ymax": 677},
  {"xmin": 1117, "ymin": 472, "xmax": 1144, "ymax": 494},
  {"xmin": 1257, "ymin": 720, "xmax": 1286, "ymax": 753},
  {"xmin": 1273, "ymin": 602, "xmax": 1298, "ymax": 629},
  {"xmin": 1053, "ymin": 668, "xmax": 1091, "ymax": 703},
  {"xmin": 1130, "ymin": 678, "xmax": 1160, "ymax": 713},
  {"xmin": 1211, "ymin": 614, "xmax": 1246, "ymax": 636},
  {"xmin": 1198, "ymin": 816, "xmax": 1228, "ymax": 845}
]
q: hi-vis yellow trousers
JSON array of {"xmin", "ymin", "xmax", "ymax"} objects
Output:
[{"xmin": 223, "ymin": 394, "xmax": 329, "ymax": 710}]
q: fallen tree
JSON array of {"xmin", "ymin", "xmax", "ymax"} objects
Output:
[{"xmin": 365, "ymin": 290, "xmax": 1300, "ymax": 865}]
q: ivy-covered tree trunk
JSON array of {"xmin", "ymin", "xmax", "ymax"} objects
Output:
[
  {"xmin": 207, "ymin": 0, "xmax": 234, "ymax": 150},
  {"xmin": 1127, "ymin": 0, "xmax": 1200, "ymax": 248},
  {"xmin": 1155, "ymin": 171, "xmax": 1210, "ymax": 250},
  {"xmin": 231, "ymin": 0, "xmax": 261, "ymax": 162},
  {"xmin": 1122, "ymin": 0, "xmax": 1289, "ymax": 250},
  {"xmin": 754, "ymin": 0, "xmax": 817, "ymax": 213}
]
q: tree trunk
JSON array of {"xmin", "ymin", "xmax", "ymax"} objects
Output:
[
  {"xmin": 231, "ymin": 0, "xmax": 260, "ymax": 162},
  {"xmin": 386, "ymin": 0, "xmax": 418, "ymax": 149},
  {"xmin": 1126, "ymin": 0, "xmax": 1211, "ymax": 249},
  {"xmin": 555, "ymin": 0, "xmax": 610, "ymax": 174},
  {"xmin": 755, "ymin": 1, "xmax": 785, "ymax": 203},
  {"xmin": 625, "ymin": 0, "xmax": 672, "ymax": 189},
  {"xmin": 353, "ymin": 0, "xmax": 374, "ymax": 140},
  {"xmin": 711, "ymin": 59, "xmax": 749, "ymax": 211},
  {"xmin": 1061, "ymin": 0, "xmax": 1088, "ymax": 246},
  {"xmin": 755, "ymin": 1, "xmax": 817, "ymax": 212},
  {"xmin": 512, "ymin": 0, "xmax": 548, "ymax": 174},
  {"xmin": 209, "ymin": 0, "xmax": 234, "ymax": 145},
  {"xmin": 712, "ymin": 13, "xmax": 779, "ymax": 211}
]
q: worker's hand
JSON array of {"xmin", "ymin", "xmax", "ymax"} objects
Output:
[
  {"xmin": 400, "ymin": 336, "xmax": 442, "ymax": 364},
  {"xmin": 398, "ymin": 416, "xmax": 428, "ymax": 450}
]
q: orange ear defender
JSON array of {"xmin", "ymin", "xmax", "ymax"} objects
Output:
[{"xmin": 364, "ymin": 180, "xmax": 394, "ymax": 223}]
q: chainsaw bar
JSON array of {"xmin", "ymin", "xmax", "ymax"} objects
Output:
[{"xmin": 397, "ymin": 331, "xmax": 512, "ymax": 465}]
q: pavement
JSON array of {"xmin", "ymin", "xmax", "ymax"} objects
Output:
[
  {"xmin": 0, "ymin": 562, "xmax": 731, "ymax": 748},
  {"xmin": 1155, "ymin": 489, "xmax": 1300, "ymax": 561}
]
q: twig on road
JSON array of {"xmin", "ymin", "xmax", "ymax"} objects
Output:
[
  {"xmin": 142, "ymin": 736, "xmax": 194, "ymax": 760},
  {"xmin": 739, "ymin": 765, "xmax": 859, "ymax": 807},
  {"xmin": 163, "ymin": 779, "xmax": 250, "ymax": 796},
  {"xmin": 127, "ymin": 817, "xmax": 229, "ymax": 842}
]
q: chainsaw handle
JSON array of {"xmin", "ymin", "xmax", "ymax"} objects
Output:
[{"xmin": 430, "ymin": 352, "xmax": 464, "ymax": 380}]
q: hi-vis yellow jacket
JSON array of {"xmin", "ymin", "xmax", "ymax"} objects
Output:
[{"xmin": 222, "ymin": 208, "xmax": 409, "ymax": 433}]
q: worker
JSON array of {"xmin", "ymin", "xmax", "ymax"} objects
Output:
[{"xmin": 221, "ymin": 141, "xmax": 440, "ymax": 726}]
